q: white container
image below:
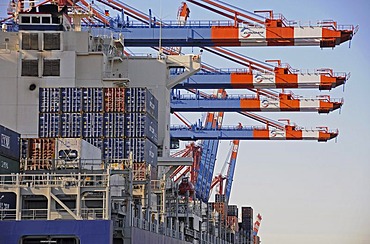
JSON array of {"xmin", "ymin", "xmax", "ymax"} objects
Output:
[{"xmin": 55, "ymin": 138, "xmax": 102, "ymax": 170}]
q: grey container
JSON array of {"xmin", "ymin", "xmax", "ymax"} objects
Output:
[
  {"xmin": 125, "ymin": 113, "xmax": 158, "ymax": 145},
  {"xmin": 125, "ymin": 88, "xmax": 158, "ymax": 121},
  {"xmin": 0, "ymin": 125, "xmax": 20, "ymax": 160},
  {"xmin": 125, "ymin": 138, "xmax": 157, "ymax": 167}
]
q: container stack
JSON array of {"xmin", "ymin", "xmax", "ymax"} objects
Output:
[
  {"xmin": 38, "ymin": 87, "xmax": 159, "ymax": 173},
  {"xmin": 215, "ymin": 194, "xmax": 226, "ymax": 203},
  {"xmin": 213, "ymin": 202, "xmax": 226, "ymax": 221},
  {"xmin": 0, "ymin": 125, "xmax": 20, "ymax": 175},
  {"xmin": 241, "ymin": 207, "xmax": 253, "ymax": 233},
  {"xmin": 227, "ymin": 205, "xmax": 239, "ymax": 233}
]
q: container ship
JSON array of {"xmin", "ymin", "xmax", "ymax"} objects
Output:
[{"xmin": 0, "ymin": 1, "xmax": 355, "ymax": 243}]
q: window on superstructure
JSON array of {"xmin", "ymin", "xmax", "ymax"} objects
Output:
[
  {"xmin": 21, "ymin": 16, "xmax": 30, "ymax": 24},
  {"xmin": 42, "ymin": 17, "xmax": 50, "ymax": 24},
  {"xmin": 22, "ymin": 33, "xmax": 38, "ymax": 50},
  {"xmin": 21, "ymin": 60, "xmax": 38, "ymax": 77},
  {"xmin": 31, "ymin": 16, "xmax": 40, "ymax": 24},
  {"xmin": 44, "ymin": 33, "xmax": 60, "ymax": 50},
  {"xmin": 43, "ymin": 59, "xmax": 60, "ymax": 76}
]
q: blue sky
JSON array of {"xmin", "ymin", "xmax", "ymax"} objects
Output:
[{"xmin": 2, "ymin": 1, "xmax": 369, "ymax": 243}]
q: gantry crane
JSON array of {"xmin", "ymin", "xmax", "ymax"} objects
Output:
[
  {"xmin": 99, "ymin": 0, "xmax": 357, "ymax": 48},
  {"xmin": 175, "ymin": 48, "xmax": 349, "ymax": 91},
  {"xmin": 171, "ymin": 89, "xmax": 343, "ymax": 113}
]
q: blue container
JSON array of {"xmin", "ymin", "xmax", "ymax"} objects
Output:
[
  {"xmin": 103, "ymin": 138, "xmax": 124, "ymax": 160},
  {"xmin": 83, "ymin": 88, "xmax": 104, "ymax": 112},
  {"xmin": 82, "ymin": 113, "xmax": 104, "ymax": 138},
  {"xmin": 38, "ymin": 113, "xmax": 60, "ymax": 138},
  {"xmin": 0, "ymin": 125, "xmax": 20, "ymax": 160},
  {"xmin": 104, "ymin": 113, "xmax": 125, "ymax": 138},
  {"xmin": 39, "ymin": 88, "xmax": 60, "ymax": 113},
  {"xmin": 125, "ymin": 138, "xmax": 157, "ymax": 166},
  {"xmin": 0, "ymin": 155, "xmax": 20, "ymax": 174},
  {"xmin": 61, "ymin": 87, "xmax": 82, "ymax": 112},
  {"xmin": 125, "ymin": 113, "xmax": 158, "ymax": 145},
  {"xmin": 60, "ymin": 113, "xmax": 82, "ymax": 138},
  {"xmin": 125, "ymin": 88, "xmax": 158, "ymax": 121}
]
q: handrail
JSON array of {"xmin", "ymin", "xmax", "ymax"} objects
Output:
[
  {"xmin": 193, "ymin": 67, "xmax": 348, "ymax": 78},
  {"xmin": 172, "ymin": 93, "xmax": 343, "ymax": 102},
  {"xmin": 0, "ymin": 173, "xmax": 109, "ymax": 188},
  {"xmin": 170, "ymin": 124, "xmax": 338, "ymax": 133}
]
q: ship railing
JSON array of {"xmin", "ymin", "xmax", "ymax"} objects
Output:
[
  {"xmin": 0, "ymin": 173, "xmax": 109, "ymax": 188},
  {"xmin": 80, "ymin": 208, "xmax": 105, "ymax": 220},
  {"xmin": 0, "ymin": 208, "xmax": 17, "ymax": 220},
  {"xmin": 20, "ymin": 158, "xmax": 105, "ymax": 172},
  {"xmin": 22, "ymin": 209, "xmax": 48, "ymax": 220}
]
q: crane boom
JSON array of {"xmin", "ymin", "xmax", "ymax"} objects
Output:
[{"xmin": 224, "ymin": 139, "xmax": 239, "ymax": 203}]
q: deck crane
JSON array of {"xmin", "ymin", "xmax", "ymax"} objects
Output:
[{"xmin": 253, "ymin": 213, "xmax": 262, "ymax": 244}]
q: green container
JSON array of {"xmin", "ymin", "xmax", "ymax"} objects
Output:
[{"xmin": 0, "ymin": 155, "xmax": 20, "ymax": 174}]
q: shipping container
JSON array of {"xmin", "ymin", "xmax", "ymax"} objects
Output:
[
  {"xmin": 103, "ymin": 138, "xmax": 124, "ymax": 160},
  {"xmin": 104, "ymin": 113, "xmax": 125, "ymax": 138},
  {"xmin": 61, "ymin": 87, "xmax": 82, "ymax": 112},
  {"xmin": 55, "ymin": 138, "xmax": 101, "ymax": 170},
  {"xmin": 39, "ymin": 88, "xmax": 60, "ymax": 113},
  {"xmin": 125, "ymin": 138, "xmax": 157, "ymax": 166},
  {"xmin": 21, "ymin": 138, "xmax": 101, "ymax": 170},
  {"xmin": 242, "ymin": 207, "xmax": 253, "ymax": 218},
  {"xmin": 125, "ymin": 113, "xmax": 158, "ymax": 145},
  {"xmin": 84, "ymin": 138, "xmax": 103, "ymax": 151},
  {"xmin": 241, "ymin": 217, "xmax": 253, "ymax": 231},
  {"xmin": 39, "ymin": 113, "xmax": 60, "ymax": 138},
  {"xmin": 82, "ymin": 88, "xmax": 104, "ymax": 112},
  {"xmin": 21, "ymin": 138, "xmax": 55, "ymax": 170},
  {"xmin": 0, "ymin": 155, "xmax": 20, "ymax": 174},
  {"xmin": 125, "ymin": 88, "xmax": 158, "ymax": 120},
  {"xmin": 60, "ymin": 113, "xmax": 82, "ymax": 138},
  {"xmin": 82, "ymin": 113, "xmax": 104, "ymax": 138},
  {"xmin": 215, "ymin": 194, "xmax": 226, "ymax": 203},
  {"xmin": 226, "ymin": 216, "xmax": 239, "ymax": 232},
  {"xmin": 0, "ymin": 125, "xmax": 20, "ymax": 160},
  {"xmin": 227, "ymin": 205, "xmax": 238, "ymax": 217},
  {"xmin": 104, "ymin": 87, "xmax": 125, "ymax": 112}
]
